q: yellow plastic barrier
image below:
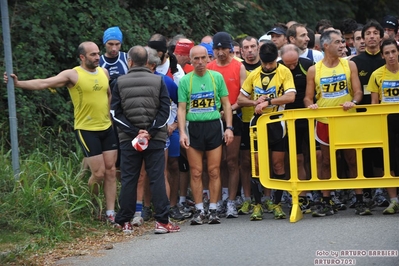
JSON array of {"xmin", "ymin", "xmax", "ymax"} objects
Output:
[{"xmin": 250, "ymin": 104, "xmax": 399, "ymax": 222}]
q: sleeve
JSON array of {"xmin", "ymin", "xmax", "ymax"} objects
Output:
[
  {"xmin": 283, "ymin": 69, "xmax": 296, "ymax": 94},
  {"xmin": 147, "ymin": 79, "xmax": 171, "ymax": 137},
  {"xmin": 366, "ymin": 71, "xmax": 380, "ymax": 94},
  {"xmin": 110, "ymin": 82, "xmax": 140, "ymax": 138},
  {"xmin": 240, "ymin": 72, "xmax": 255, "ymax": 97},
  {"xmin": 163, "ymin": 75, "xmax": 179, "ymax": 104}
]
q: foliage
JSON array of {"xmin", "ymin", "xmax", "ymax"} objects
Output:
[{"xmin": 0, "ymin": 138, "xmax": 101, "ymax": 264}]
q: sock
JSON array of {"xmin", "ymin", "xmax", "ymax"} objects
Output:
[
  {"xmin": 330, "ymin": 191, "xmax": 336, "ymax": 196},
  {"xmin": 356, "ymin": 194, "xmax": 363, "ymax": 203},
  {"xmin": 209, "ymin": 203, "xmax": 217, "ymax": 210},
  {"xmin": 244, "ymin": 197, "xmax": 251, "ymax": 202},
  {"xmin": 195, "ymin": 203, "xmax": 204, "ymax": 212},
  {"xmin": 105, "ymin": 210, "xmax": 114, "ymax": 217},
  {"xmin": 274, "ymin": 190, "xmax": 283, "ymax": 204},
  {"xmin": 179, "ymin": 196, "xmax": 186, "ymax": 204},
  {"xmin": 306, "ymin": 192, "xmax": 314, "ymax": 201},
  {"xmin": 134, "ymin": 201, "xmax": 142, "ymax": 217},
  {"xmin": 222, "ymin": 187, "xmax": 229, "ymax": 201},
  {"xmin": 241, "ymin": 187, "xmax": 245, "ymax": 199},
  {"xmin": 323, "ymin": 196, "xmax": 331, "ymax": 203},
  {"xmin": 390, "ymin": 198, "xmax": 399, "ymax": 203}
]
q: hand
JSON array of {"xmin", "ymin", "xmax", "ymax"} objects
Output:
[
  {"xmin": 254, "ymin": 102, "xmax": 266, "ymax": 114},
  {"xmin": 224, "ymin": 129, "xmax": 234, "ymax": 146},
  {"xmin": 168, "ymin": 52, "xmax": 178, "ymax": 74},
  {"xmin": 307, "ymin": 103, "xmax": 319, "ymax": 110},
  {"xmin": 138, "ymin": 130, "xmax": 150, "ymax": 140},
  {"xmin": 3, "ymin": 72, "xmax": 17, "ymax": 85},
  {"xmin": 179, "ymin": 133, "xmax": 190, "ymax": 149},
  {"xmin": 167, "ymin": 123, "xmax": 177, "ymax": 136},
  {"xmin": 254, "ymin": 95, "xmax": 266, "ymax": 105},
  {"xmin": 341, "ymin": 101, "xmax": 356, "ymax": 111}
]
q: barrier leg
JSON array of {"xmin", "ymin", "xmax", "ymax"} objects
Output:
[{"xmin": 289, "ymin": 190, "xmax": 303, "ymax": 223}]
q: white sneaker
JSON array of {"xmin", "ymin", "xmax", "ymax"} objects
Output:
[
  {"xmin": 131, "ymin": 216, "xmax": 144, "ymax": 227},
  {"xmin": 226, "ymin": 200, "xmax": 238, "ymax": 218}
]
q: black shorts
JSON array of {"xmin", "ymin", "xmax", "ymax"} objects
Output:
[
  {"xmin": 187, "ymin": 119, "xmax": 223, "ymax": 151},
  {"xmin": 240, "ymin": 122, "xmax": 250, "ymax": 150},
  {"xmin": 288, "ymin": 119, "xmax": 309, "ymax": 154},
  {"xmin": 223, "ymin": 113, "xmax": 243, "ymax": 136},
  {"xmin": 249, "ymin": 115, "xmax": 287, "ymax": 152},
  {"xmin": 75, "ymin": 126, "xmax": 118, "ymax": 157}
]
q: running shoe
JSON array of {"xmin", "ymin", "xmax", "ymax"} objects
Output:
[
  {"xmin": 105, "ymin": 214, "xmax": 122, "ymax": 229},
  {"xmin": 272, "ymin": 203, "xmax": 286, "ymax": 219},
  {"xmin": 190, "ymin": 210, "xmax": 207, "ymax": 225},
  {"xmin": 331, "ymin": 195, "xmax": 347, "ymax": 211},
  {"xmin": 154, "ymin": 221, "xmax": 180, "ymax": 234},
  {"xmin": 235, "ymin": 196, "xmax": 244, "ymax": 209},
  {"xmin": 131, "ymin": 216, "xmax": 144, "ymax": 227},
  {"xmin": 264, "ymin": 199, "xmax": 274, "ymax": 213},
  {"xmin": 208, "ymin": 209, "xmax": 221, "ymax": 224},
  {"xmin": 226, "ymin": 200, "xmax": 238, "ymax": 218},
  {"xmin": 373, "ymin": 192, "xmax": 390, "ymax": 207},
  {"xmin": 177, "ymin": 202, "xmax": 192, "ymax": 218},
  {"xmin": 238, "ymin": 200, "xmax": 252, "ymax": 215},
  {"xmin": 216, "ymin": 201, "xmax": 226, "ymax": 218},
  {"xmin": 299, "ymin": 198, "xmax": 312, "ymax": 214},
  {"xmin": 169, "ymin": 205, "xmax": 185, "ymax": 221},
  {"xmin": 382, "ymin": 200, "xmax": 399, "ymax": 215},
  {"xmin": 250, "ymin": 203, "xmax": 263, "ymax": 221},
  {"xmin": 312, "ymin": 201, "xmax": 334, "ymax": 217},
  {"xmin": 122, "ymin": 222, "xmax": 133, "ymax": 234},
  {"xmin": 354, "ymin": 202, "xmax": 372, "ymax": 216}
]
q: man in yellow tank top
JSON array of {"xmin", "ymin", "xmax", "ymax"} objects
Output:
[
  {"xmin": 304, "ymin": 30, "xmax": 363, "ymax": 217},
  {"xmin": 4, "ymin": 41, "xmax": 119, "ymax": 228}
]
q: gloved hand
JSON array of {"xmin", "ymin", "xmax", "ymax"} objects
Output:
[{"xmin": 168, "ymin": 52, "xmax": 178, "ymax": 74}]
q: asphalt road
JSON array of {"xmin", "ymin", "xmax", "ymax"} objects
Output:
[{"xmin": 57, "ymin": 205, "xmax": 399, "ymax": 266}]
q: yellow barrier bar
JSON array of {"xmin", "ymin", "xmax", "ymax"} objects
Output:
[{"xmin": 250, "ymin": 104, "xmax": 399, "ymax": 223}]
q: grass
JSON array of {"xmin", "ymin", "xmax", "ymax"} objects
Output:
[{"xmin": 0, "ymin": 134, "xmax": 115, "ymax": 264}]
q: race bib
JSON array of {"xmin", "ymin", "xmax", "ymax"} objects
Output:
[{"xmin": 320, "ymin": 74, "xmax": 349, "ymax": 98}]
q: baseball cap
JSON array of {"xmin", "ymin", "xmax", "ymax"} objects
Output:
[
  {"xmin": 103, "ymin": 26, "xmax": 123, "ymax": 44},
  {"xmin": 382, "ymin": 15, "xmax": 398, "ymax": 30},
  {"xmin": 259, "ymin": 34, "xmax": 271, "ymax": 41},
  {"xmin": 212, "ymin": 32, "xmax": 232, "ymax": 49},
  {"xmin": 266, "ymin": 27, "xmax": 286, "ymax": 36},
  {"xmin": 174, "ymin": 40, "xmax": 194, "ymax": 56}
]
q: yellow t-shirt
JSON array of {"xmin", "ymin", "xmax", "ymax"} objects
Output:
[
  {"xmin": 69, "ymin": 66, "xmax": 111, "ymax": 130},
  {"xmin": 314, "ymin": 58, "xmax": 354, "ymax": 123},
  {"xmin": 240, "ymin": 63, "xmax": 296, "ymax": 115},
  {"xmin": 367, "ymin": 65, "xmax": 399, "ymax": 103}
]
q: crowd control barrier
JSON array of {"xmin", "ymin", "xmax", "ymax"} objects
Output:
[{"xmin": 250, "ymin": 104, "xmax": 399, "ymax": 222}]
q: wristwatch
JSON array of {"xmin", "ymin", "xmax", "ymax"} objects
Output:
[
  {"xmin": 351, "ymin": 100, "xmax": 358, "ymax": 105},
  {"xmin": 226, "ymin": 126, "xmax": 234, "ymax": 131}
]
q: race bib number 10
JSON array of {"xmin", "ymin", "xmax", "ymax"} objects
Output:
[{"xmin": 382, "ymin": 80, "xmax": 399, "ymax": 103}]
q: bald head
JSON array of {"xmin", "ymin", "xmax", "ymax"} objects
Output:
[
  {"xmin": 280, "ymin": 44, "xmax": 300, "ymax": 70},
  {"xmin": 128, "ymin": 45, "xmax": 148, "ymax": 67},
  {"xmin": 190, "ymin": 45, "xmax": 208, "ymax": 76}
]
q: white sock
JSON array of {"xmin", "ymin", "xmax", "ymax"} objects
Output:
[
  {"xmin": 195, "ymin": 203, "xmax": 204, "ymax": 212},
  {"xmin": 209, "ymin": 203, "xmax": 217, "ymax": 210},
  {"xmin": 179, "ymin": 196, "xmax": 186, "ymax": 204},
  {"xmin": 390, "ymin": 198, "xmax": 399, "ymax": 203},
  {"xmin": 105, "ymin": 210, "xmax": 114, "ymax": 217},
  {"xmin": 134, "ymin": 211, "xmax": 141, "ymax": 217}
]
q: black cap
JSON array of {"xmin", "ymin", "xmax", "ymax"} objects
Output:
[
  {"xmin": 266, "ymin": 27, "xmax": 286, "ymax": 36},
  {"xmin": 382, "ymin": 15, "xmax": 398, "ymax": 30},
  {"xmin": 212, "ymin": 32, "xmax": 232, "ymax": 49}
]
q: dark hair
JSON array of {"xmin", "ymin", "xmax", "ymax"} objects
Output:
[
  {"xmin": 307, "ymin": 27, "xmax": 315, "ymax": 49},
  {"xmin": 340, "ymin": 18, "xmax": 358, "ymax": 35},
  {"xmin": 240, "ymin": 36, "xmax": 258, "ymax": 47},
  {"xmin": 128, "ymin": 45, "xmax": 148, "ymax": 67},
  {"xmin": 259, "ymin": 40, "xmax": 278, "ymax": 62},
  {"xmin": 380, "ymin": 38, "xmax": 399, "ymax": 52},
  {"xmin": 362, "ymin": 19, "xmax": 384, "ymax": 39},
  {"xmin": 315, "ymin": 19, "xmax": 333, "ymax": 34}
]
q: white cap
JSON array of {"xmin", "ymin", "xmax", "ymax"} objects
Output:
[{"xmin": 259, "ymin": 34, "xmax": 271, "ymax": 41}]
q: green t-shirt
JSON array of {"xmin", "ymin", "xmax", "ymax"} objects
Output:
[{"xmin": 178, "ymin": 70, "xmax": 229, "ymax": 121}]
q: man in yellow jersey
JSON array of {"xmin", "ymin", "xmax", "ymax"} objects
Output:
[
  {"xmin": 304, "ymin": 30, "xmax": 363, "ymax": 217},
  {"xmin": 237, "ymin": 40, "xmax": 296, "ymax": 220},
  {"xmin": 4, "ymin": 42, "xmax": 119, "ymax": 227}
]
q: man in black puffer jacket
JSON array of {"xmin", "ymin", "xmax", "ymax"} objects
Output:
[{"xmin": 111, "ymin": 45, "xmax": 180, "ymax": 234}]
